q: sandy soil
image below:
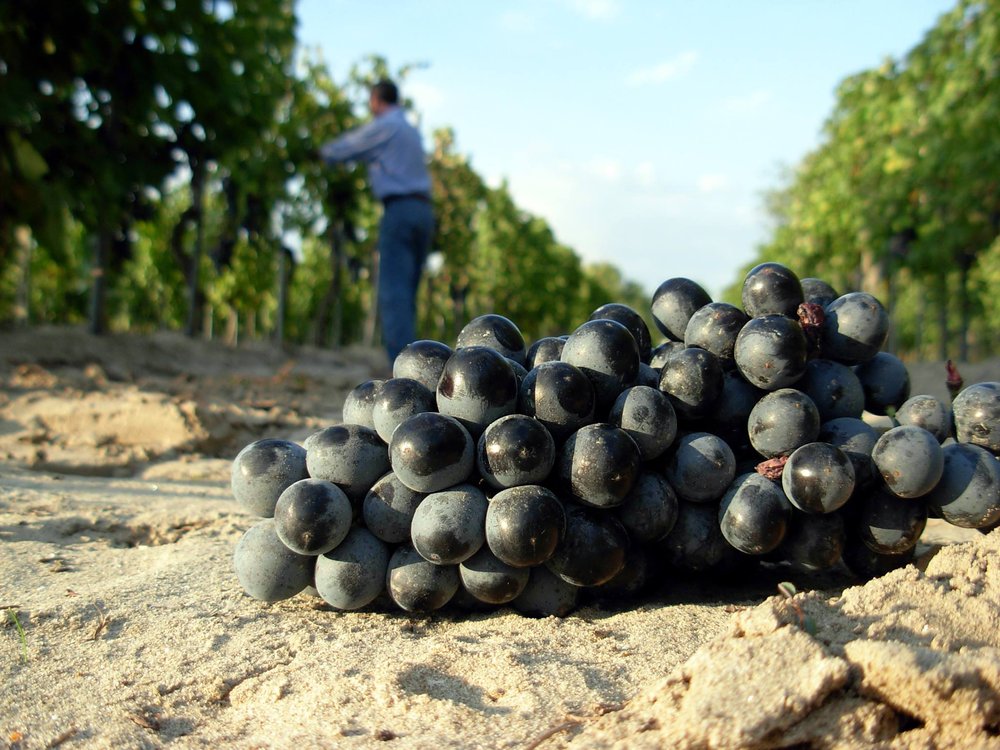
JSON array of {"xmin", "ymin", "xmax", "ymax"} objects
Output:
[{"xmin": 1, "ymin": 326, "xmax": 998, "ymax": 749}]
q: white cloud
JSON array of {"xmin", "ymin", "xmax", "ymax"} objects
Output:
[
  {"xmin": 625, "ymin": 51, "xmax": 698, "ymax": 87},
  {"xmin": 634, "ymin": 161, "xmax": 656, "ymax": 187},
  {"xmin": 722, "ymin": 89, "xmax": 773, "ymax": 114},
  {"xmin": 565, "ymin": 0, "xmax": 621, "ymax": 21},
  {"xmin": 586, "ymin": 157, "xmax": 623, "ymax": 182},
  {"xmin": 697, "ymin": 174, "xmax": 730, "ymax": 193}
]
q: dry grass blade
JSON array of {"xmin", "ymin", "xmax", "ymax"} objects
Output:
[
  {"xmin": 7, "ymin": 608, "xmax": 28, "ymax": 663},
  {"xmin": 89, "ymin": 603, "xmax": 109, "ymax": 641}
]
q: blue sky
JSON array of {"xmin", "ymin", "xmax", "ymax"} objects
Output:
[{"xmin": 296, "ymin": 0, "xmax": 955, "ymax": 299}]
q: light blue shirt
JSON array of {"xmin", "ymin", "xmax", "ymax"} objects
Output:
[{"xmin": 320, "ymin": 106, "xmax": 432, "ymax": 201}]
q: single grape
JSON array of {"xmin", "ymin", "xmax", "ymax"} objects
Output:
[
  {"xmin": 841, "ymin": 533, "xmax": 914, "ymax": 581},
  {"xmin": 895, "ymin": 394, "xmax": 950, "ymax": 443},
  {"xmin": 233, "ymin": 518, "xmax": 314, "ymax": 602},
  {"xmin": 485, "ymin": 484, "xmax": 565, "ymax": 567},
  {"xmin": 683, "ymin": 302, "xmax": 749, "ymax": 370},
  {"xmin": 589, "ymin": 302, "xmax": 653, "ymax": 363},
  {"xmin": 707, "ymin": 370, "xmax": 764, "ymax": 453},
  {"xmin": 545, "ymin": 505, "xmax": 629, "ymax": 586},
  {"xmin": 386, "ymin": 543, "xmax": 459, "ymax": 612},
  {"xmin": 556, "ymin": 423, "xmax": 641, "ymax": 508},
  {"xmin": 854, "ymin": 352, "xmax": 911, "ymax": 416},
  {"xmin": 782, "ymin": 442, "xmax": 855, "ymax": 514},
  {"xmin": 748, "ymin": 388, "xmax": 820, "ymax": 459},
  {"xmin": 526, "ymin": 336, "xmax": 566, "ymax": 368},
  {"xmin": 459, "ymin": 547, "xmax": 531, "ymax": 604},
  {"xmin": 871, "ymin": 425, "xmax": 944, "ymax": 499},
  {"xmin": 952, "ymin": 381, "xmax": 1000, "ymax": 456},
  {"xmin": 649, "ymin": 341, "xmax": 686, "ymax": 369},
  {"xmin": 925, "ymin": 442, "xmax": 1000, "ymax": 528},
  {"xmin": 371, "ymin": 377, "xmax": 437, "ymax": 444},
  {"xmin": 818, "ymin": 417, "xmax": 880, "ymax": 490},
  {"xmin": 741, "ymin": 262, "xmax": 804, "ymax": 318},
  {"xmin": 718, "ymin": 472, "xmax": 791, "ymax": 554},
  {"xmin": 801, "ymin": 278, "xmax": 839, "ymax": 308},
  {"xmin": 305, "ymin": 424, "xmax": 390, "ymax": 503},
  {"xmin": 436, "ymin": 346, "xmax": 519, "ymax": 438},
  {"xmin": 231, "ymin": 438, "xmax": 309, "ymax": 518},
  {"xmin": 660, "ymin": 500, "xmax": 734, "ymax": 572},
  {"xmin": 616, "ymin": 470, "xmax": 679, "ymax": 543},
  {"xmin": 635, "ymin": 362, "xmax": 660, "ymax": 388},
  {"xmin": 314, "ymin": 527, "xmax": 389, "ymax": 610},
  {"xmin": 362, "ymin": 471, "xmax": 426, "ymax": 544},
  {"xmin": 608, "ymin": 385, "xmax": 677, "ymax": 461},
  {"xmin": 734, "ymin": 314, "xmax": 808, "ymax": 391},
  {"xmin": 410, "ymin": 483, "xmax": 489, "ymax": 566},
  {"xmin": 853, "ymin": 486, "xmax": 927, "ymax": 554},
  {"xmin": 663, "ymin": 431, "xmax": 736, "ymax": 503},
  {"xmin": 820, "ymin": 292, "xmax": 889, "ymax": 365},
  {"xmin": 389, "ymin": 411, "xmax": 475, "ymax": 493},
  {"xmin": 651, "ymin": 277, "xmax": 712, "ymax": 341},
  {"xmin": 476, "ymin": 414, "xmax": 556, "ymax": 490},
  {"xmin": 658, "ymin": 346, "xmax": 724, "ymax": 421},
  {"xmin": 456, "ymin": 313, "xmax": 527, "ymax": 365},
  {"xmin": 591, "ymin": 545, "xmax": 651, "ymax": 601},
  {"xmin": 518, "ymin": 360, "xmax": 596, "ymax": 442},
  {"xmin": 393, "ymin": 339, "xmax": 453, "ymax": 393},
  {"xmin": 512, "ymin": 565, "xmax": 579, "ymax": 618},
  {"xmin": 775, "ymin": 510, "xmax": 845, "ymax": 571},
  {"xmin": 342, "ymin": 380, "xmax": 385, "ymax": 430},
  {"xmin": 273, "ymin": 478, "xmax": 353, "ymax": 555},
  {"xmin": 796, "ymin": 359, "xmax": 865, "ymax": 421},
  {"xmin": 561, "ymin": 318, "xmax": 640, "ymax": 415}
]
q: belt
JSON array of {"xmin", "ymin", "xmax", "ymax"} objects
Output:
[{"xmin": 383, "ymin": 192, "xmax": 431, "ymax": 206}]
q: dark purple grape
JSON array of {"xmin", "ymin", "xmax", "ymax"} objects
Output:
[
  {"xmin": 273, "ymin": 478, "xmax": 353, "ymax": 555},
  {"xmin": 707, "ymin": 371, "xmax": 765, "ymax": 452},
  {"xmin": 801, "ymin": 278, "xmax": 839, "ymax": 308},
  {"xmin": 608, "ymin": 385, "xmax": 677, "ymax": 461},
  {"xmin": 660, "ymin": 501, "xmax": 733, "ymax": 572},
  {"xmin": 233, "ymin": 518, "xmax": 315, "ymax": 602},
  {"xmin": 589, "ymin": 302, "xmax": 652, "ymax": 363},
  {"xmin": 545, "ymin": 505, "xmax": 628, "ymax": 586},
  {"xmin": 734, "ymin": 314, "xmax": 808, "ymax": 390},
  {"xmin": 512, "ymin": 565, "xmax": 579, "ymax": 618},
  {"xmin": 841, "ymin": 533, "xmax": 914, "ymax": 581},
  {"xmin": 342, "ymin": 380, "xmax": 385, "ymax": 430},
  {"xmin": 854, "ymin": 352, "xmax": 911, "ymax": 416},
  {"xmin": 635, "ymin": 362, "xmax": 660, "ymax": 388},
  {"xmin": 526, "ymin": 336, "xmax": 566, "ymax": 368},
  {"xmin": 895, "ymin": 394, "xmax": 950, "ymax": 443},
  {"xmin": 649, "ymin": 340, "xmax": 686, "ymax": 369},
  {"xmin": 663, "ymin": 431, "xmax": 736, "ymax": 503},
  {"xmin": 651, "ymin": 277, "xmax": 712, "ymax": 341},
  {"xmin": 925, "ymin": 443, "xmax": 1000, "ymax": 528},
  {"xmin": 741, "ymin": 262, "xmax": 804, "ymax": 318},
  {"xmin": 818, "ymin": 417, "xmax": 880, "ymax": 489},
  {"xmin": 386, "ymin": 543, "xmax": 459, "ymax": 612},
  {"xmin": 616, "ymin": 471, "xmax": 679, "ymax": 543},
  {"xmin": 371, "ymin": 377, "xmax": 437, "ymax": 443},
  {"xmin": 436, "ymin": 346, "xmax": 519, "ymax": 438},
  {"xmin": 683, "ymin": 302, "xmax": 749, "ymax": 370},
  {"xmin": 314, "ymin": 527, "xmax": 389, "ymax": 610},
  {"xmin": 820, "ymin": 292, "xmax": 889, "ymax": 365},
  {"xmin": 389, "ymin": 411, "xmax": 474, "ymax": 493},
  {"xmin": 456, "ymin": 313, "xmax": 527, "ymax": 365},
  {"xmin": 871, "ymin": 425, "xmax": 944, "ymax": 499},
  {"xmin": 561, "ymin": 319, "xmax": 640, "ymax": 415},
  {"xmin": 485, "ymin": 485, "xmax": 565, "ymax": 567},
  {"xmin": 658, "ymin": 346, "xmax": 724, "ymax": 421},
  {"xmin": 748, "ymin": 388, "xmax": 820, "ymax": 459},
  {"xmin": 718, "ymin": 473, "xmax": 792, "ymax": 554},
  {"xmin": 393, "ymin": 339, "xmax": 453, "ymax": 393},
  {"xmin": 781, "ymin": 442, "xmax": 855, "ymax": 514},
  {"xmin": 476, "ymin": 414, "xmax": 556, "ymax": 490},
  {"xmin": 410, "ymin": 483, "xmax": 488, "ymax": 565},
  {"xmin": 796, "ymin": 359, "xmax": 865, "ymax": 421},
  {"xmin": 556, "ymin": 423, "xmax": 641, "ymax": 508},
  {"xmin": 518, "ymin": 361, "xmax": 596, "ymax": 442},
  {"xmin": 362, "ymin": 472, "xmax": 426, "ymax": 544},
  {"xmin": 952, "ymin": 381, "xmax": 1000, "ymax": 456},
  {"xmin": 459, "ymin": 547, "xmax": 530, "ymax": 604},
  {"xmin": 776, "ymin": 510, "xmax": 845, "ymax": 571},
  {"xmin": 854, "ymin": 487, "xmax": 927, "ymax": 554},
  {"xmin": 231, "ymin": 438, "xmax": 309, "ymax": 518},
  {"xmin": 305, "ymin": 424, "xmax": 390, "ymax": 502},
  {"xmin": 591, "ymin": 545, "xmax": 651, "ymax": 601}
]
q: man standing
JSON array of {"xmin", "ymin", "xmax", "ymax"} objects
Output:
[{"xmin": 319, "ymin": 79, "xmax": 434, "ymax": 364}]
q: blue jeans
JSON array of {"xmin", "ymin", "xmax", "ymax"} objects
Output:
[{"xmin": 378, "ymin": 197, "xmax": 434, "ymax": 363}]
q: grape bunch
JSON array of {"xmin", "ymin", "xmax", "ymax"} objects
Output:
[{"xmin": 230, "ymin": 261, "xmax": 1000, "ymax": 617}]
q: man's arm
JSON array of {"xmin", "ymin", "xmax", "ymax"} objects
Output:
[{"xmin": 320, "ymin": 117, "xmax": 393, "ymax": 165}]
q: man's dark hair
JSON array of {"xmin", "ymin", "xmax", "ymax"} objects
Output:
[{"xmin": 371, "ymin": 79, "xmax": 399, "ymax": 105}]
